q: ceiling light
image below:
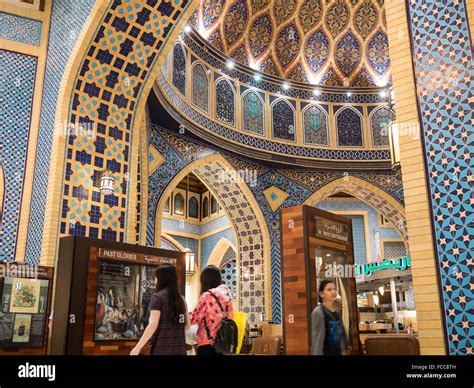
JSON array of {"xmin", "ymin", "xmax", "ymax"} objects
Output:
[
  {"xmin": 378, "ymin": 286, "xmax": 385, "ymax": 296},
  {"xmin": 183, "ymin": 24, "xmax": 192, "ymax": 33},
  {"xmin": 253, "ymin": 73, "xmax": 262, "ymax": 81},
  {"xmin": 346, "ymin": 92, "xmax": 353, "ymax": 97},
  {"xmin": 313, "ymin": 88, "xmax": 321, "ymax": 96},
  {"xmin": 226, "ymin": 60, "xmax": 234, "ymax": 69},
  {"xmin": 380, "ymin": 90, "xmax": 387, "ymax": 98},
  {"xmin": 282, "ymin": 82, "xmax": 290, "ymax": 90}
]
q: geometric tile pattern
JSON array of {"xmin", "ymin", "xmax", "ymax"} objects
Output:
[
  {"xmin": 189, "ymin": 0, "xmax": 390, "ymax": 86},
  {"xmin": 0, "ymin": 12, "xmax": 41, "ymax": 46},
  {"xmin": 195, "ymin": 161, "xmax": 267, "ymax": 323},
  {"xmin": 59, "ymin": 0, "xmax": 193, "ymax": 244},
  {"xmin": 219, "ymin": 246, "xmax": 237, "ymax": 300},
  {"xmin": 0, "ymin": 50, "xmax": 37, "ymax": 261},
  {"xmin": 407, "ymin": 0, "xmax": 474, "ymax": 355},
  {"xmin": 25, "ymin": 0, "xmax": 96, "ymax": 264}
]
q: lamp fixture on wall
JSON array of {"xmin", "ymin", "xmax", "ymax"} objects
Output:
[
  {"xmin": 99, "ymin": 170, "xmax": 115, "ymax": 195},
  {"xmin": 184, "ymin": 248, "xmax": 195, "ymax": 277}
]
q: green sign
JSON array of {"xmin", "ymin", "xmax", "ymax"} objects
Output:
[{"xmin": 355, "ymin": 255, "xmax": 411, "ymax": 277}]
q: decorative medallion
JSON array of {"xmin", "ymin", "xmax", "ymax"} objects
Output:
[
  {"xmin": 224, "ymin": 0, "xmax": 248, "ymax": 48},
  {"xmin": 354, "ymin": 0, "xmax": 378, "ymax": 39},
  {"xmin": 367, "ymin": 28, "xmax": 390, "ymax": 76},
  {"xmin": 287, "ymin": 61, "xmax": 309, "ymax": 83},
  {"xmin": 263, "ymin": 186, "xmax": 289, "ymax": 212},
  {"xmin": 326, "ymin": 0, "xmax": 350, "ymax": 38},
  {"xmin": 275, "ymin": 23, "xmax": 300, "ymax": 68},
  {"xmin": 304, "ymin": 28, "xmax": 330, "ymax": 74},
  {"xmin": 335, "ymin": 30, "xmax": 362, "ymax": 77},
  {"xmin": 299, "ymin": 0, "xmax": 323, "ymax": 33},
  {"xmin": 202, "ymin": 0, "xmax": 226, "ymax": 29},
  {"xmin": 248, "ymin": 13, "xmax": 273, "ymax": 60},
  {"xmin": 273, "ymin": 0, "xmax": 297, "ymax": 24}
]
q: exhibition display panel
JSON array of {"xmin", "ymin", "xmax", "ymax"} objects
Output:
[{"xmin": 51, "ymin": 236, "xmax": 185, "ymax": 355}]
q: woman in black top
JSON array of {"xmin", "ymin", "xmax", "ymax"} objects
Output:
[
  {"xmin": 310, "ymin": 279, "xmax": 347, "ymax": 355},
  {"xmin": 130, "ymin": 264, "xmax": 187, "ymax": 355}
]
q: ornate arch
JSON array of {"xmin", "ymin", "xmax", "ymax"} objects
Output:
[
  {"xmin": 153, "ymin": 153, "xmax": 272, "ymax": 322},
  {"xmin": 41, "ymin": 1, "xmax": 197, "ymax": 266},
  {"xmin": 303, "ymin": 175, "xmax": 408, "ymax": 243},
  {"xmin": 206, "ymin": 237, "xmax": 237, "ymax": 267}
]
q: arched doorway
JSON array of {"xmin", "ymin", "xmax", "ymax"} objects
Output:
[{"xmin": 151, "ymin": 153, "xmax": 271, "ymax": 323}]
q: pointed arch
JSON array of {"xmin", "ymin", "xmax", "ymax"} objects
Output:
[
  {"xmin": 215, "ymin": 77, "xmax": 236, "ymax": 126},
  {"xmin": 241, "ymin": 89, "xmax": 265, "ymax": 135},
  {"xmin": 271, "ymin": 98, "xmax": 296, "ymax": 141},
  {"xmin": 369, "ymin": 105, "xmax": 394, "ymax": 147},
  {"xmin": 153, "ymin": 153, "xmax": 271, "ymax": 322},
  {"xmin": 303, "ymin": 175, "xmax": 408, "ymax": 244},
  {"xmin": 172, "ymin": 42, "xmax": 187, "ymax": 96},
  {"xmin": 302, "ymin": 103, "xmax": 329, "ymax": 146},
  {"xmin": 335, "ymin": 106, "xmax": 364, "ymax": 147},
  {"xmin": 191, "ymin": 62, "xmax": 210, "ymax": 113}
]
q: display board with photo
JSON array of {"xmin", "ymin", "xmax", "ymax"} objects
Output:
[
  {"xmin": 0, "ymin": 278, "xmax": 49, "ymax": 347},
  {"xmin": 94, "ymin": 261, "xmax": 155, "ymax": 341}
]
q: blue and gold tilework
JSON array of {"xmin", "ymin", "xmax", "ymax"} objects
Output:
[
  {"xmin": 407, "ymin": 0, "xmax": 474, "ymax": 355},
  {"xmin": 0, "ymin": 50, "xmax": 37, "ymax": 261}
]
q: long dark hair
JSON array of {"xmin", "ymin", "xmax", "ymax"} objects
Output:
[
  {"xmin": 200, "ymin": 265, "xmax": 222, "ymax": 294},
  {"xmin": 318, "ymin": 279, "xmax": 336, "ymax": 304},
  {"xmin": 155, "ymin": 264, "xmax": 185, "ymax": 323}
]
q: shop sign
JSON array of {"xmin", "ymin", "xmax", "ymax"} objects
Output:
[
  {"xmin": 314, "ymin": 217, "xmax": 349, "ymax": 243},
  {"xmin": 355, "ymin": 255, "xmax": 411, "ymax": 277}
]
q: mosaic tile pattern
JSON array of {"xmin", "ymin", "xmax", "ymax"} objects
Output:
[
  {"xmin": 303, "ymin": 104, "xmax": 329, "ymax": 146},
  {"xmin": 191, "ymin": 62, "xmax": 209, "ymax": 113},
  {"xmin": 25, "ymin": 0, "xmax": 98, "ymax": 264},
  {"xmin": 407, "ymin": 0, "xmax": 474, "ymax": 355},
  {"xmin": 242, "ymin": 90, "xmax": 265, "ymax": 135},
  {"xmin": 271, "ymin": 99, "xmax": 295, "ymax": 141},
  {"xmin": 172, "ymin": 43, "xmax": 187, "ymax": 96},
  {"xmin": 0, "ymin": 50, "xmax": 37, "ymax": 261},
  {"xmin": 215, "ymin": 78, "xmax": 235, "ymax": 126},
  {"xmin": 336, "ymin": 107, "xmax": 363, "ymax": 147},
  {"xmin": 189, "ymin": 0, "xmax": 390, "ymax": 86},
  {"xmin": 0, "ymin": 12, "xmax": 41, "ymax": 46},
  {"xmin": 219, "ymin": 246, "xmax": 237, "ymax": 300},
  {"xmin": 60, "ymin": 0, "xmax": 193, "ymax": 247}
]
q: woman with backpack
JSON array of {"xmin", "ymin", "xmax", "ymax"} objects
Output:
[
  {"xmin": 190, "ymin": 265, "xmax": 234, "ymax": 355},
  {"xmin": 310, "ymin": 279, "xmax": 347, "ymax": 355},
  {"xmin": 130, "ymin": 264, "xmax": 187, "ymax": 355}
]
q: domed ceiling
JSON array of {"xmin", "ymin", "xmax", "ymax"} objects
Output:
[{"xmin": 188, "ymin": 0, "xmax": 391, "ymax": 87}]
